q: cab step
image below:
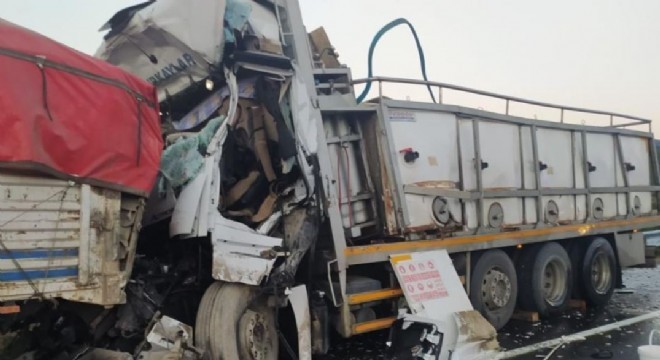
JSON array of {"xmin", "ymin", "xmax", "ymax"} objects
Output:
[
  {"xmin": 348, "ymin": 288, "xmax": 403, "ymax": 305},
  {"xmin": 346, "ymin": 276, "xmax": 466, "ymax": 306},
  {"xmin": 352, "ymin": 316, "xmax": 397, "ymax": 335}
]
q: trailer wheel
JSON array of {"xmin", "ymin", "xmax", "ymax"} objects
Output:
[
  {"xmin": 517, "ymin": 242, "xmax": 572, "ymax": 316},
  {"xmin": 470, "ymin": 249, "xmax": 518, "ymax": 330},
  {"xmin": 207, "ymin": 283, "xmax": 279, "ymax": 360},
  {"xmin": 195, "ymin": 281, "xmax": 224, "ymax": 357},
  {"xmin": 580, "ymin": 238, "xmax": 616, "ymax": 307}
]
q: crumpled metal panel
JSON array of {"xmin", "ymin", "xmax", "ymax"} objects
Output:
[
  {"xmin": 210, "ymin": 215, "xmax": 282, "ymax": 285},
  {"xmin": 95, "ymin": 0, "xmax": 227, "ymax": 100}
]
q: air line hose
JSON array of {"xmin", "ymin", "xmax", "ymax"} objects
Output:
[{"xmin": 356, "ymin": 18, "xmax": 436, "ymax": 104}]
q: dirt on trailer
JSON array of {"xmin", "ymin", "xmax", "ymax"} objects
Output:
[{"xmin": 318, "ymin": 266, "xmax": 660, "ymax": 359}]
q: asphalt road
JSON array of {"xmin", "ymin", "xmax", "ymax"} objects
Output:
[{"xmin": 319, "ymin": 266, "xmax": 660, "ymax": 359}]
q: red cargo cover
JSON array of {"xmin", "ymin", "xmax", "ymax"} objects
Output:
[{"xmin": 0, "ymin": 20, "xmax": 162, "ymax": 196}]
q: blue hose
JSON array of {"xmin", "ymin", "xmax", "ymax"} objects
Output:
[{"xmin": 356, "ymin": 18, "xmax": 436, "ymax": 104}]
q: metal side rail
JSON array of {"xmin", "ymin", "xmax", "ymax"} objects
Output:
[{"xmin": 352, "ymin": 76, "xmax": 653, "ymax": 130}]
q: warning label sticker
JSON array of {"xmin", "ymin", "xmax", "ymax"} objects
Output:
[
  {"xmin": 390, "ymin": 250, "xmax": 472, "ymax": 318},
  {"xmin": 388, "ymin": 110, "xmax": 416, "ymax": 122},
  {"xmin": 395, "ymin": 259, "xmax": 448, "ymax": 303}
]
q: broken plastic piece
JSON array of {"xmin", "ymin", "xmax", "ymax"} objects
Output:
[{"xmin": 136, "ymin": 315, "xmax": 201, "ymax": 360}]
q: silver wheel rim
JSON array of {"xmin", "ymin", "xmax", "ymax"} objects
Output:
[
  {"xmin": 481, "ymin": 267, "xmax": 512, "ymax": 311},
  {"xmin": 591, "ymin": 252, "xmax": 612, "ymax": 295},
  {"xmin": 239, "ymin": 308, "xmax": 277, "ymax": 360},
  {"xmin": 543, "ymin": 258, "xmax": 567, "ymax": 306}
]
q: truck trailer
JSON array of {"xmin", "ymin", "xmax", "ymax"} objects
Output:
[{"xmin": 1, "ymin": 1, "xmax": 659, "ymax": 359}]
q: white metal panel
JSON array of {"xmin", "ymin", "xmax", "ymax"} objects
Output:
[
  {"xmin": 586, "ymin": 133, "xmax": 616, "ymax": 187},
  {"xmin": 391, "ymin": 250, "xmax": 473, "ymax": 360},
  {"xmin": 542, "ymin": 196, "xmax": 576, "ymax": 222},
  {"xmin": 464, "ymin": 202, "xmax": 478, "ymax": 229},
  {"xmin": 95, "ymin": 0, "xmax": 228, "ymax": 100},
  {"xmin": 632, "ymin": 192, "xmax": 653, "ymax": 214},
  {"xmin": 575, "ymin": 195, "xmax": 588, "ymax": 220},
  {"xmin": 537, "ymin": 128, "xmax": 573, "ymax": 188},
  {"xmin": 524, "ymin": 198, "xmax": 537, "ymax": 224},
  {"xmin": 404, "ymin": 194, "xmax": 462, "ymax": 229},
  {"xmin": 594, "ymin": 194, "xmax": 618, "ymax": 218},
  {"xmin": 620, "ymin": 136, "xmax": 651, "ymax": 186},
  {"xmin": 483, "ymin": 198, "xmax": 523, "ymax": 226},
  {"xmin": 478, "ymin": 122, "xmax": 521, "ymax": 189},
  {"xmin": 289, "ymin": 285, "xmax": 312, "ymax": 360},
  {"xmin": 210, "ymin": 214, "xmax": 282, "ymax": 285},
  {"xmin": 389, "ymin": 110, "xmax": 460, "ymax": 185},
  {"xmin": 617, "ymin": 194, "xmax": 627, "ymax": 216},
  {"xmin": 383, "ymin": 105, "xmax": 655, "ymax": 232}
]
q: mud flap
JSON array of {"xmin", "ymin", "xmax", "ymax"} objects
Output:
[{"xmin": 290, "ymin": 285, "xmax": 312, "ymax": 360}]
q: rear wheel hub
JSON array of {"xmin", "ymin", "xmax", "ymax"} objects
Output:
[
  {"xmin": 481, "ymin": 268, "xmax": 512, "ymax": 310},
  {"xmin": 239, "ymin": 309, "xmax": 276, "ymax": 360}
]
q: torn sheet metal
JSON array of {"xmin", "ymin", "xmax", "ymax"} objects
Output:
[
  {"xmin": 211, "ymin": 215, "xmax": 282, "ymax": 285},
  {"xmin": 244, "ymin": 1, "xmax": 283, "ymax": 54},
  {"xmin": 452, "ymin": 310, "xmax": 499, "ymax": 359},
  {"xmin": 290, "ymin": 285, "xmax": 312, "ymax": 360},
  {"xmin": 77, "ymin": 348, "xmax": 133, "ymax": 360},
  {"xmin": 168, "ymin": 69, "xmax": 235, "ymax": 239},
  {"xmin": 145, "ymin": 316, "xmax": 193, "ymax": 351},
  {"xmin": 173, "ymin": 77, "xmax": 257, "ymax": 131},
  {"xmin": 96, "ymin": 0, "xmax": 227, "ymax": 100},
  {"xmin": 391, "ymin": 250, "xmax": 498, "ymax": 360},
  {"xmin": 143, "ymin": 183, "xmax": 176, "ymax": 227},
  {"xmin": 290, "ymin": 64, "xmax": 319, "ymax": 155},
  {"xmin": 137, "ymin": 315, "xmax": 201, "ymax": 360},
  {"xmin": 169, "ymin": 166, "xmax": 207, "ymax": 238}
]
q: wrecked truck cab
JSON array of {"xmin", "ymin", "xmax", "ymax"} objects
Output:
[
  {"xmin": 95, "ymin": 1, "xmax": 321, "ymax": 358},
  {"xmin": 97, "ymin": 0, "xmax": 316, "ymax": 284}
]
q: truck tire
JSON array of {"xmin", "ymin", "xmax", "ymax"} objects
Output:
[
  {"xmin": 580, "ymin": 238, "xmax": 616, "ymax": 307},
  {"xmin": 208, "ymin": 283, "xmax": 279, "ymax": 360},
  {"xmin": 517, "ymin": 242, "xmax": 572, "ymax": 316},
  {"xmin": 195, "ymin": 282, "xmax": 224, "ymax": 358},
  {"xmin": 470, "ymin": 249, "xmax": 518, "ymax": 330}
]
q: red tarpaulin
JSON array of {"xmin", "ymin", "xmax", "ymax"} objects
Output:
[{"xmin": 0, "ymin": 19, "xmax": 162, "ymax": 196}]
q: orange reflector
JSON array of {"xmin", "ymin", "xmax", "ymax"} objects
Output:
[
  {"xmin": 0, "ymin": 305, "xmax": 20, "ymax": 314},
  {"xmin": 390, "ymin": 254, "xmax": 412, "ymax": 264}
]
